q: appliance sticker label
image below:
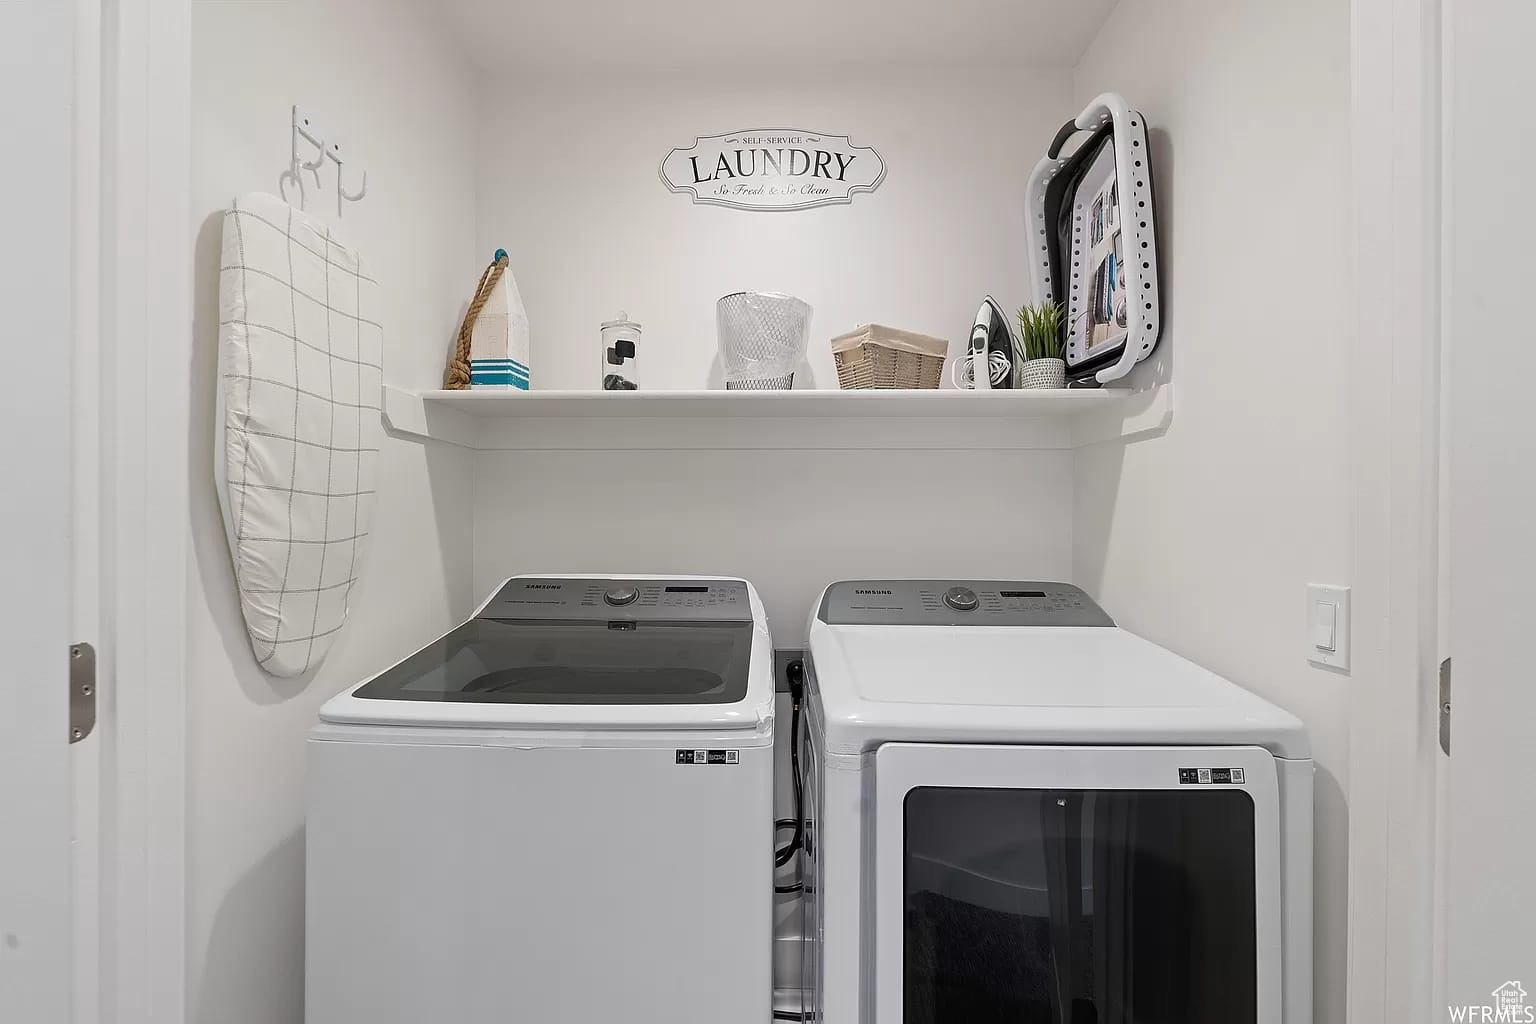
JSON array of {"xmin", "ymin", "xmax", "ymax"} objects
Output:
[
  {"xmin": 1178, "ymin": 767, "xmax": 1246, "ymax": 785},
  {"xmin": 660, "ymin": 129, "xmax": 886, "ymax": 211},
  {"xmin": 676, "ymin": 749, "xmax": 740, "ymax": 766}
]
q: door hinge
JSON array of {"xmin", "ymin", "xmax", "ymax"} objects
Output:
[
  {"xmin": 69, "ymin": 642, "xmax": 96, "ymax": 744},
  {"xmin": 1438, "ymin": 656, "xmax": 1451, "ymax": 756}
]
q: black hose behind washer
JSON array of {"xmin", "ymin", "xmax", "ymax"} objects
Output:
[{"xmin": 773, "ymin": 659, "xmax": 806, "ymax": 869}]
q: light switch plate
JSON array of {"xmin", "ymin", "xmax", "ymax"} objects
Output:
[{"xmin": 1307, "ymin": 584, "xmax": 1351, "ymax": 671}]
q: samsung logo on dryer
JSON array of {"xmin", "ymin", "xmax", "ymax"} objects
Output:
[
  {"xmin": 524, "ymin": 584, "xmax": 563, "ymax": 590},
  {"xmin": 854, "ymin": 588, "xmax": 893, "ymax": 596}
]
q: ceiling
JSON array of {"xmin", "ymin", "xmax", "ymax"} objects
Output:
[{"xmin": 435, "ymin": 0, "xmax": 1121, "ymax": 74}]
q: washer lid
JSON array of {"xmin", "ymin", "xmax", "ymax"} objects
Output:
[
  {"xmin": 320, "ymin": 575, "xmax": 774, "ymax": 731},
  {"xmin": 352, "ymin": 617, "xmax": 751, "ymax": 706}
]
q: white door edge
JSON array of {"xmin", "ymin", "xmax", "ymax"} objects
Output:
[
  {"xmin": 1439, "ymin": 0, "xmax": 1536, "ymax": 1010},
  {"xmin": 72, "ymin": 0, "xmax": 104, "ymax": 1018},
  {"xmin": 1345, "ymin": 0, "xmax": 1445, "ymax": 1022},
  {"xmin": 94, "ymin": 1, "xmax": 194, "ymax": 1022},
  {"xmin": 2, "ymin": 1, "xmax": 82, "ymax": 1019}
]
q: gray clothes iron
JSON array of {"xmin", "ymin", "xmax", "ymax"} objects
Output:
[{"xmin": 957, "ymin": 295, "xmax": 1015, "ymax": 389}]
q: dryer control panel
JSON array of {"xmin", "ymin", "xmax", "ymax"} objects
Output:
[
  {"xmin": 818, "ymin": 580, "xmax": 1113, "ymax": 627},
  {"xmin": 484, "ymin": 577, "xmax": 752, "ymax": 622}
]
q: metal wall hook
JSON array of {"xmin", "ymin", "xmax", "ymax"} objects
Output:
[
  {"xmin": 292, "ymin": 106, "xmax": 326, "ymax": 189},
  {"xmin": 327, "ymin": 140, "xmax": 367, "ymax": 218},
  {"xmin": 280, "ymin": 105, "xmax": 328, "ymax": 210},
  {"xmin": 299, "ymin": 141, "xmax": 325, "ymax": 187},
  {"xmin": 282, "ymin": 106, "xmax": 369, "ymax": 218},
  {"xmin": 339, "ymin": 166, "xmax": 367, "ymax": 202},
  {"xmin": 301, "ymin": 154, "xmax": 324, "ymax": 191},
  {"xmin": 278, "ymin": 165, "xmax": 306, "ymax": 209}
]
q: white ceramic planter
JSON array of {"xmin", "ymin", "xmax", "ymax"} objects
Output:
[{"xmin": 1017, "ymin": 357, "xmax": 1066, "ymax": 389}]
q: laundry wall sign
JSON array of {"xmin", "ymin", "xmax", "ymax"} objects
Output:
[{"xmin": 660, "ymin": 129, "xmax": 886, "ymax": 211}]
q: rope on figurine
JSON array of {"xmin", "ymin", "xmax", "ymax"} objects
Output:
[{"xmin": 443, "ymin": 249, "xmax": 510, "ymax": 390}]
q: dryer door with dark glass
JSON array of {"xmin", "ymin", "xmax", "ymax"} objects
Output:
[{"xmin": 874, "ymin": 744, "xmax": 1283, "ymax": 1024}]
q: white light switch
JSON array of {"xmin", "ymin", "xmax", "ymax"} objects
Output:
[
  {"xmin": 1307, "ymin": 584, "xmax": 1350, "ymax": 671},
  {"xmin": 1310, "ymin": 601, "xmax": 1337, "ymax": 651}
]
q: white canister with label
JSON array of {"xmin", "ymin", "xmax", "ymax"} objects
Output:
[{"xmin": 601, "ymin": 312, "xmax": 641, "ymax": 390}]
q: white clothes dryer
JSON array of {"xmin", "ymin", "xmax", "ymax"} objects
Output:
[
  {"xmin": 800, "ymin": 580, "xmax": 1312, "ymax": 1024},
  {"xmin": 307, "ymin": 575, "xmax": 775, "ymax": 1024}
]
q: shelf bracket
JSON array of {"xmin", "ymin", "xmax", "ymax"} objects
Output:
[
  {"xmin": 381, "ymin": 385, "xmax": 476, "ymax": 448},
  {"xmin": 1070, "ymin": 384, "xmax": 1174, "ymax": 447}
]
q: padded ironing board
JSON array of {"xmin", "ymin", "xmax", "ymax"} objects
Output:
[{"xmin": 216, "ymin": 192, "xmax": 382, "ymax": 677}]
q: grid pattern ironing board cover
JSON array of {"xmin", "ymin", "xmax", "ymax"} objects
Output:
[{"xmin": 217, "ymin": 192, "xmax": 382, "ymax": 678}]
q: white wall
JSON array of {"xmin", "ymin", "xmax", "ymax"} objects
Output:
[
  {"xmin": 472, "ymin": 67, "xmax": 1080, "ymax": 641},
  {"xmin": 1070, "ymin": 2, "xmax": 1352, "ymax": 1022},
  {"xmin": 478, "ymin": 68, "xmax": 1072, "ymax": 389},
  {"xmin": 473, "ymin": 449, "xmax": 1075, "ymax": 644},
  {"xmin": 187, "ymin": 2, "xmax": 481, "ymax": 1020}
]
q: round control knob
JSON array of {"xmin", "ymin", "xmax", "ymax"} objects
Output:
[
  {"xmin": 603, "ymin": 585, "xmax": 639, "ymax": 607},
  {"xmin": 943, "ymin": 586, "xmax": 980, "ymax": 612}
]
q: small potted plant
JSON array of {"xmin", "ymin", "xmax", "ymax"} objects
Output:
[{"xmin": 1014, "ymin": 300, "xmax": 1066, "ymax": 389}]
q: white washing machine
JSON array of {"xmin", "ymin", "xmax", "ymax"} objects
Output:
[
  {"xmin": 801, "ymin": 580, "xmax": 1312, "ymax": 1024},
  {"xmin": 307, "ymin": 575, "xmax": 775, "ymax": 1024}
]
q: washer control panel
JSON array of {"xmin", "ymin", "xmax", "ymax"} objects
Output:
[
  {"xmin": 484, "ymin": 577, "xmax": 752, "ymax": 622},
  {"xmin": 819, "ymin": 580, "xmax": 1113, "ymax": 627},
  {"xmin": 603, "ymin": 585, "xmax": 639, "ymax": 607},
  {"xmin": 943, "ymin": 586, "xmax": 980, "ymax": 611}
]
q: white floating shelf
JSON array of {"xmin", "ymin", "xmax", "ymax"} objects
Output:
[{"xmin": 381, "ymin": 384, "xmax": 1172, "ymax": 451}]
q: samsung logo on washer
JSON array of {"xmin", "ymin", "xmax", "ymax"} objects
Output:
[
  {"xmin": 661, "ymin": 129, "xmax": 886, "ymax": 211},
  {"xmin": 854, "ymin": 589, "xmax": 893, "ymax": 596}
]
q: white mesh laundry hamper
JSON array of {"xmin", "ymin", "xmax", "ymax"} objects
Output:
[{"xmin": 216, "ymin": 192, "xmax": 382, "ymax": 678}]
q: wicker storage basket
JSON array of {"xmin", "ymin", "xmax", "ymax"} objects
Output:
[{"xmin": 830, "ymin": 324, "xmax": 948, "ymax": 389}]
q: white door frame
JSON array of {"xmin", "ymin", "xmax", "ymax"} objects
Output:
[
  {"xmin": 96, "ymin": 1, "xmax": 1445, "ymax": 1022},
  {"xmin": 1346, "ymin": 0, "xmax": 1445, "ymax": 1022},
  {"xmin": 93, "ymin": 0, "xmax": 193, "ymax": 1022}
]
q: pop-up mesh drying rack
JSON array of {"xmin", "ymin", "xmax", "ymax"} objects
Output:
[
  {"xmin": 1026, "ymin": 93, "xmax": 1162, "ymax": 385},
  {"xmin": 716, "ymin": 291, "xmax": 812, "ymax": 390}
]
